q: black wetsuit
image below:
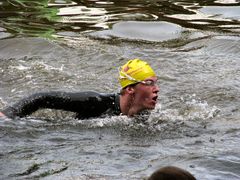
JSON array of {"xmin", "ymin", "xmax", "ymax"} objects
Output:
[{"xmin": 1, "ymin": 91, "xmax": 121, "ymax": 119}]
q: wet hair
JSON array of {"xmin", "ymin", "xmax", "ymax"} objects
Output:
[{"xmin": 148, "ymin": 166, "xmax": 196, "ymax": 180}]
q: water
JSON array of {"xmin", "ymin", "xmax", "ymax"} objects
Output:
[{"xmin": 0, "ymin": 0, "xmax": 240, "ymax": 179}]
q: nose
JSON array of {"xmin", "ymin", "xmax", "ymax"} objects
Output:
[{"xmin": 153, "ymin": 84, "xmax": 159, "ymax": 93}]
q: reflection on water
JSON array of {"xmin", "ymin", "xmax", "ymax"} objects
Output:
[
  {"xmin": 91, "ymin": 21, "xmax": 187, "ymax": 42},
  {"xmin": 0, "ymin": 0, "xmax": 240, "ymax": 40},
  {"xmin": 0, "ymin": 0, "xmax": 60, "ymax": 39}
]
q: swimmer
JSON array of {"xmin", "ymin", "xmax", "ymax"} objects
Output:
[
  {"xmin": 0, "ymin": 59, "xmax": 159, "ymax": 119},
  {"xmin": 148, "ymin": 166, "xmax": 196, "ymax": 180}
]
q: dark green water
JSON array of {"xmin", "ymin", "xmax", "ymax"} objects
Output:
[
  {"xmin": 1, "ymin": 0, "xmax": 240, "ymax": 40},
  {"xmin": 0, "ymin": 0, "xmax": 240, "ymax": 179}
]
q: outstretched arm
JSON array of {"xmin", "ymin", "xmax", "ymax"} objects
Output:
[
  {"xmin": 1, "ymin": 91, "xmax": 117, "ymax": 119},
  {"xmin": 1, "ymin": 91, "xmax": 97, "ymax": 118}
]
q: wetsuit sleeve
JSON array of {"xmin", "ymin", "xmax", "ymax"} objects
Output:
[{"xmin": 1, "ymin": 91, "xmax": 118, "ymax": 119}]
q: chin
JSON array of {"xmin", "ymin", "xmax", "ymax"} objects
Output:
[
  {"xmin": 145, "ymin": 105, "xmax": 156, "ymax": 110},
  {"xmin": 149, "ymin": 106, "xmax": 155, "ymax": 110},
  {"xmin": 142, "ymin": 101, "xmax": 157, "ymax": 110}
]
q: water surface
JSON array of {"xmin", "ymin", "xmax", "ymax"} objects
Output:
[{"xmin": 0, "ymin": 0, "xmax": 240, "ymax": 179}]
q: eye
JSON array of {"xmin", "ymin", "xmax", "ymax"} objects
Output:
[{"xmin": 143, "ymin": 80, "xmax": 155, "ymax": 86}]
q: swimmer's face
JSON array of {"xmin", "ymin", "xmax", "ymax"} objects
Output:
[{"xmin": 132, "ymin": 76, "xmax": 159, "ymax": 110}]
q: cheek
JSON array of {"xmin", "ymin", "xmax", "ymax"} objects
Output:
[{"xmin": 135, "ymin": 88, "xmax": 152, "ymax": 101}]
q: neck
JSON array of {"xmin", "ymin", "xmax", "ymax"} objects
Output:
[{"xmin": 119, "ymin": 94, "xmax": 142, "ymax": 116}]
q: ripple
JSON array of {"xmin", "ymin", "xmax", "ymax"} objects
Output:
[
  {"xmin": 90, "ymin": 21, "xmax": 185, "ymax": 42},
  {"xmin": 200, "ymin": 6, "xmax": 240, "ymax": 20},
  {"xmin": 57, "ymin": 5, "xmax": 107, "ymax": 16},
  {"xmin": 0, "ymin": 27, "xmax": 12, "ymax": 39},
  {"xmin": 215, "ymin": 0, "xmax": 239, "ymax": 4}
]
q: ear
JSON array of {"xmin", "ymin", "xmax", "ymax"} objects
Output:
[{"xmin": 125, "ymin": 86, "xmax": 135, "ymax": 95}]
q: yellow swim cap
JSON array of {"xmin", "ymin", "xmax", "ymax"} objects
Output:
[{"xmin": 118, "ymin": 58, "xmax": 156, "ymax": 88}]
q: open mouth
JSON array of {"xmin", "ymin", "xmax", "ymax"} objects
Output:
[{"xmin": 152, "ymin": 96, "xmax": 158, "ymax": 102}]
